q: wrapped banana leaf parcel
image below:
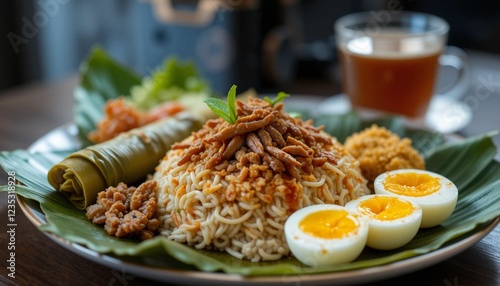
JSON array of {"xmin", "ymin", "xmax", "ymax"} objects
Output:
[{"xmin": 48, "ymin": 112, "xmax": 204, "ymax": 210}]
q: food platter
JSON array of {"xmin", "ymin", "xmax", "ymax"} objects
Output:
[{"xmin": 14, "ymin": 121, "xmax": 500, "ymax": 285}]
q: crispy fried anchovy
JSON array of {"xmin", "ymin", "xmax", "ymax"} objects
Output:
[
  {"xmin": 177, "ymin": 141, "xmax": 205, "ymax": 166},
  {"xmin": 263, "ymin": 154, "xmax": 286, "ymax": 173},
  {"xmin": 287, "ymin": 136, "xmax": 314, "ymax": 156},
  {"xmin": 265, "ymin": 125, "xmax": 286, "ymax": 148},
  {"xmin": 265, "ymin": 145, "xmax": 302, "ymax": 167},
  {"xmin": 222, "ymin": 135, "xmax": 245, "ymax": 160},
  {"xmin": 205, "ymin": 113, "xmax": 275, "ymax": 143},
  {"xmin": 282, "ymin": 145, "xmax": 310, "ymax": 158},
  {"xmin": 246, "ymin": 133, "xmax": 265, "ymax": 155},
  {"xmin": 257, "ymin": 129, "xmax": 273, "ymax": 147}
]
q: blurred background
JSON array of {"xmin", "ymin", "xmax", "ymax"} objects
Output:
[{"xmin": 1, "ymin": 0, "xmax": 500, "ymax": 95}]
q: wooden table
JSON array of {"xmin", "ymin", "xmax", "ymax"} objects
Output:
[{"xmin": 0, "ymin": 50, "xmax": 499, "ymax": 286}]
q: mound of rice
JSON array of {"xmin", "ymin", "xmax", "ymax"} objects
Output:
[{"xmin": 153, "ymin": 98, "xmax": 369, "ymax": 262}]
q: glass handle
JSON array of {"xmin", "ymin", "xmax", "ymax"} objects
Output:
[{"xmin": 437, "ymin": 46, "xmax": 471, "ymax": 100}]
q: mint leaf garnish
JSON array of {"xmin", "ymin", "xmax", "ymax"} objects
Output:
[
  {"xmin": 204, "ymin": 85, "xmax": 238, "ymax": 124},
  {"xmin": 264, "ymin": 91, "xmax": 289, "ymax": 106}
]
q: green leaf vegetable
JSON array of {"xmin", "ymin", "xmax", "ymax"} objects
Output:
[
  {"xmin": 264, "ymin": 91, "xmax": 289, "ymax": 106},
  {"xmin": 204, "ymin": 85, "xmax": 238, "ymax": 124},
  {"xmin": 129, "ymin": 57, "xmax": 211, "ymax": 110}
]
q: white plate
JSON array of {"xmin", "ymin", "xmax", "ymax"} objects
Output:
[{"xmin": 18, "ymin": 123, "xmax": 499, "ymax": 286}]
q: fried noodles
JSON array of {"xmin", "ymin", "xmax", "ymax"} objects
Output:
[{"xmin": 154, "ymin": 98, "xmax": 369, "ymax": 261}]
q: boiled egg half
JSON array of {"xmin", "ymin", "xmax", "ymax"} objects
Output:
[
  {"xmin": 374, "ymin": 169, "xmax": 458, "ymax": 228},
  {"xmin": 284, "ymin": 204, "xmax": 368, "ymax": 267},
  {"xmin": 345, "ymin": 194, "xmax": 422, "ymax": 250}
]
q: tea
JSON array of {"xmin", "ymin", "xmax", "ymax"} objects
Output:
[{"xmin": 338, "ymin": 32, "xmax": 443, "ymax": 118}]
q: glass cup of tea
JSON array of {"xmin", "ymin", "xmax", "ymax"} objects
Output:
[{"xmin": 334, "ymin": 11, "xmax": 469, "ymax": 120}]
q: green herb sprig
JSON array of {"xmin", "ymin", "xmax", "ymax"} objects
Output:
[
  {"xmin": 204, "ymin": 85, "xmax": 238, "ymax": 124},
  {"xmin": 264, "ymin": 91, "xmax": 289, "ymax": 106}
]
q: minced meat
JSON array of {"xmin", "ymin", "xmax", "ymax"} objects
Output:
[{"xmin": 85, "ymin": 180, "xmax": 159, "ymax": 241}]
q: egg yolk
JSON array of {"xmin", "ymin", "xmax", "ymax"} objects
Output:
[
  {"xmin": 383, "ymin": 172, "xmax": 441, "ymax": 197},
  {"xmin": 357, "ymin": 196, "xmax": 414, "ymax": 220},
  {"xmin": 299, "ymin": 209, "xmax": 358, "ymax": 239}
]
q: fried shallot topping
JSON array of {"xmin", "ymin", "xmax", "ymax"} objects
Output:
[
  {"xmin": 173, "ymin": 97, "xmax": 344, "ymax": 179},
  {"xmin": 85, "ymin": 180, "xmax": 160, "ymax": 241}
]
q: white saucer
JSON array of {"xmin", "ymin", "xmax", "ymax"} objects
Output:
[{"xmin": 316, "ymin": 94, "xmax": 473, "ymax": 134}]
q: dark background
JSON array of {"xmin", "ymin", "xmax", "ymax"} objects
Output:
[{"xmin": 1, "ymin": 0, "xmax": 499, "ymax": 94}]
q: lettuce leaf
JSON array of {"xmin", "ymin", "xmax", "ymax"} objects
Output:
[
  {"xmin": 129, "ymin": 57, "xmax": 211, "ymax": 110},
  {"xmin": 74, "ymin": 47, "xmax": 211, "ymax": 144}
]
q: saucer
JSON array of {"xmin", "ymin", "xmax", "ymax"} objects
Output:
[{"xmin": 316, "ymin": 94, "xmax": 473, "ymax": 134}]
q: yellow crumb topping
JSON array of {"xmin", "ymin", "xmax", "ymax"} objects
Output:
[{"xmin": 344, "ymin": 125, "xmax": 425, "ymax": 188}]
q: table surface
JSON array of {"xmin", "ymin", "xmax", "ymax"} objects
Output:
[{"xmin": 0, "ymin": 50, "xmax": 499, "ymax": 286}]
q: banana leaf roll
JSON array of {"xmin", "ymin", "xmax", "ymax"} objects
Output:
[{"xmin": 48, "ymin": 112, "xmax": 204, "ymax": 209}]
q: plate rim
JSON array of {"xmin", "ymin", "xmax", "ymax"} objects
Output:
[{"xmin": 17, "ymin": 121, "xmax": 500, "ymax": 285}]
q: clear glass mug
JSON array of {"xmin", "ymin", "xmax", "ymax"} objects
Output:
[{"xmin": 334, "ymin": 11, "xmax": 469, "ymax": 119}]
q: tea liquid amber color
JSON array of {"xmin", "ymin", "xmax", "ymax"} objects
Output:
[{"xmin": 339, "ymin": 31, "xmax": 442, "ymax": 118}]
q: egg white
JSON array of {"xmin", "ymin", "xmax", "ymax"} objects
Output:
[
  {"xmin": 374, "ymin": 169, "xmax": 458, "ymax": 228},
  {"xmin": 345, "ymin": 194, "xmax": 422, "ymax": 250},
  {"xmin": 284, "ymin": 204, "xmax": 368, "ymax": 267}
]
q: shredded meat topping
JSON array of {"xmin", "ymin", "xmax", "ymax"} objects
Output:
[
  {"xmin": 175, "ymin": 97, "xmax": 342, "ymax": 179},
  {"xmin": 85, "ymin": 180, "xmax": 159, "ymax": 240}
]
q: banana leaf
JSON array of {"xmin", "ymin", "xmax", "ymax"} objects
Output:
[
  {"xmin": 314, "ymin": 112, "xmax": 446, "ymax": 155},
  {"xmin": 1, "ymin": 114, "xmax": 499, "ymax": 276},
  {"xmin": 47, "ymin": 113, "xmax": 203, "ymax": 210},
  {"xmin": 74, "ymin": 47, "xmax": 142, "ymax": 144}
]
